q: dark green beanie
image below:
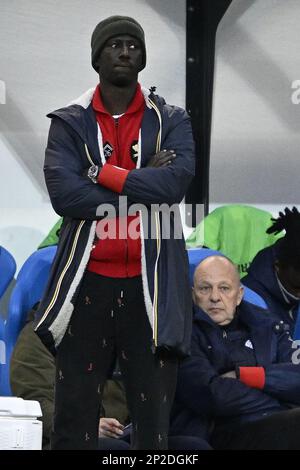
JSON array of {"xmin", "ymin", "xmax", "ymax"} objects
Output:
[{"xmin": 91, "ymin": 15, "xmax": 146, "ymax": 72}]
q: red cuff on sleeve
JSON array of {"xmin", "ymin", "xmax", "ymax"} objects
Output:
[
  {"xmin": 239, "ymin": 367, "xmax": 265, "ymax": 390},
  {"xmin": 98, "ymin": 164, "xmax": 129, "ymax": 194}
]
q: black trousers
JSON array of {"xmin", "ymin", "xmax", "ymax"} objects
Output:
[
  {"xmin": 51, "ymin": 271, "xmax": 178, "ymax": 450},
  {"xmin": 212, "ymin": 408, "xmax": 300, "ymax": 450}
]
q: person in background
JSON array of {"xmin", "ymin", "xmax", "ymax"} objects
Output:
[
  {"xmin": 173, "ymin": 255, "xmax": 300, "ymax": 450},
  {"xmin": 243, "ymin": 207, "xmax": 300, "ymax": 335}
]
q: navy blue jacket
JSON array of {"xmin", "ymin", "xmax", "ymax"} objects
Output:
[
  {"xmin": 34, "ymin": 86, "xmax": 195, "ymax": 357},
  {"xmin": 243, "ymin": 240, "xmax": 299, "ymax": 332},
  {"xmin": 172, "ymin": 300, "xmax": 300, "ymax": 437}
]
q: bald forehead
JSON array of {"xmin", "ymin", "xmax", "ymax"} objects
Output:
[{"xmin": 193, "ymin": 256, "xmax": 240, "ymax": 286}]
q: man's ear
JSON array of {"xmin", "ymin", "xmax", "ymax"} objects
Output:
[
  {"xmin": 138, "ymin": 61, "xmax": 145, "ymax": 73},
  {"xmin": 94, "ymin": 57, "xmax": 101, "ymax": 75},
  {"xmin": 236, "ymin": 285, "xmax": 244, "ymax": 306}
]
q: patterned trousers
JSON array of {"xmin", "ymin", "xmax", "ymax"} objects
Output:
[{"xmin": 51, "ymin": 271, "xmax": 178, "ymax": 450}]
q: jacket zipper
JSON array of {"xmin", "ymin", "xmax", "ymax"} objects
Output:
[
  {"xmin": 84, "ymin": 143, "xmax": 95, "ymax": 166},
  {"xmin": 114, "ymin": 117, "xmax": 128, "ymax": 274},
  {"xmin": 148, "ymin": 97, "xmax": 162, "ymax": 347},
  {"xmin": 35, "ymin": 220, "xmax": 86, "ymax": 329},
  {"xmin": 114, "ymin": 117, "xmax": 120, "ymax": 164}
]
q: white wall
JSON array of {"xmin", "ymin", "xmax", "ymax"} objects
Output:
[
  {"xmin": 0, "ymin": 0, "xmax": 186, "ymax": 271},
  {"xmin": 210, "ymin": 0, "xmax": 300, "ymax": 211}
]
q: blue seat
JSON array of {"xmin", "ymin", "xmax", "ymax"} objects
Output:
[
  {"xmin": 0, "ymin": 246, "xmax": 57, "ymax": 395},
  {"xmin": 187, "ymin": 248, "xmax": 268, "ymax": 309},
  {"xmin": 0, "ymin": 316, "xmax": 5, "ymax": 367},
  {"xmin": 0, "ymin": 246, "xmax": 16, "ymax": 300},
  {"xmin": 293, "ymin": 304, "xmax": 300, "ymax": 341}
]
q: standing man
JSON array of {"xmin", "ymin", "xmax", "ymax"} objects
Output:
[{"xmin": 35, "ymin": 16, "xmax": 195, "ymax": 450}]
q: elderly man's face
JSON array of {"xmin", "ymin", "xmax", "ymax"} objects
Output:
[{"xmin": 192, "ymin": 256, "xmax": 244, "ymax": 326}]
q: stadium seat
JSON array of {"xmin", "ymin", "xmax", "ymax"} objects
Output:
[
  {"xmin": 293, "ymin": 305, "xmax": 300, "ymax": 341},
  {"xmin": 0, "ymin": 246, "xmax": 16, "ymax": 300},
  {"xmin": 186, "ymin": 204, "xmax": 283, "ymax": 278},
  {"xmin": 0, "ymin": 246, "xmax": 57, "ymax": 395}
]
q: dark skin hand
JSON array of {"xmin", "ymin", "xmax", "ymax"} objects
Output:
[
  {"xmin": 83, "ymin": 150, "xmax": 176, "ymax": 176},
  {"xmin": 146, "ymin": 149, "xmax": 176, "ymax": 168}
]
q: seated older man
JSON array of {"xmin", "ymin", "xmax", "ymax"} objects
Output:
[{"xmin": 172, "ymin": 255, "xmax": 300, "ymax": 450}]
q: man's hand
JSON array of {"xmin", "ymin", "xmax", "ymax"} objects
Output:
[
  {"xmin": 221, "ymin": 371, "xmax": 237, "ymax": 379},
  {"xmin": 146, "ymin": 149, "xmax": 176, "ymax": 168},
  {"xmin": 99, "ymin": 417, "xmax": 124, "ymax": 438}
]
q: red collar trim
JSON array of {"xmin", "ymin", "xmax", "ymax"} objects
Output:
[{"xmin": 92, "ymin": 83, "xmax": 144, "ymax": 115}]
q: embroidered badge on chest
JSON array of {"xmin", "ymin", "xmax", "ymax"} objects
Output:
[
  {"xmin": 130, "ymin": 140, "xmax": 139, "ymax": 164},
  {"xmin": 103, "ymin": 141, "xmax": 114, "ymax": 161}
]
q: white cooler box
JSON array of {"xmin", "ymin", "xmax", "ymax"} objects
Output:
[{"xmin": 0, "ymin": 397, "xmax": 42, "ymax": 450}]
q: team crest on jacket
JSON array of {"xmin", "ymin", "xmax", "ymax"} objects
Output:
[
  {"xmin": 130, "ymin": 140, "xmax": 139, "ymax": 164},
  {"xmin": 103, "ymin": 142, "xmax": 113, "ymax": 161}
]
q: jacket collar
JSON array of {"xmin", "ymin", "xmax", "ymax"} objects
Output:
[
  {"xmin": 193, "ymin": 300, "xmax": 273, "ymax": 328},
  {"xmin": 58, "ymin": 84, "xmax": 152, "ymax": 111},
  {"xmin": 46, "ymin": 85, "xmax": 158, "ymax": 145},
  {"xmin": 193, "ymin": 300, "xmax": 276, "ymax": 365},
  {"xmin": 92, "ymin": 83, "xmax": 145, "ymax": 115}
]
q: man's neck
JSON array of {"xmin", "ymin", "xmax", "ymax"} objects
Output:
[{"xmin": 99, "ymin": 80, "xmax": 138, "ymax": 115}]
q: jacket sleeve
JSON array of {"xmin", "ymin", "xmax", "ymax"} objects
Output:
[
  {"xmin": 44, "ymin": 117, "xmax": 124, "ymax": 219},
  {"xmin": 262, "ymin": 331, "xmax": 300, "ymax": 404},
  {"xmin": 176, "ymin": 332, "xmax": 281, "ymax": 418},
  {"xmin": 123, "ymin": 112, "xmax": 195, "ymax": 205},
  {"xmin": 99, "ymin": 110, "xmax": 195, "ymax": 205}
]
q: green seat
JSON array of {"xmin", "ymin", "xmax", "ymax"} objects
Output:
[
  {"xmin": 38, "ymin": 218, "xmax": 63, "ymax": 249},
  {"xmin": 186, "ymin": 205, "xmax": 284, "ymax": 278}
]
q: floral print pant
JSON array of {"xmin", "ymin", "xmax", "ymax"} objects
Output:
[{"xmin": 51, "ymin": 271, "xmax": 178, "ymax": 450}]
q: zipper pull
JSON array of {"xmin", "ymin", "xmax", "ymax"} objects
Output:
[{"xmin": 223, "ymin": 330, "xmax": 227, "ymax": 339}]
